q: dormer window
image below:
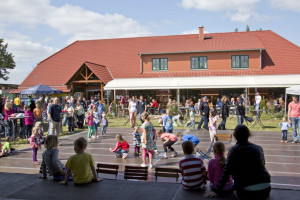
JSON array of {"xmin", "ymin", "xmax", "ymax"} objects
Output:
[
  {"xmin": 191, "ymin": 56, "xmax": 207, "ymax": 69},
  {"xmin": 231, "ymin": 55, "xmax": 249, "ymax": 68},
  {"xmin": 152, "ymin": 58, "xmax": 168, "ymax": 71}
]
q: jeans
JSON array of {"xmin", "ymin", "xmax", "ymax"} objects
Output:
[
  {"xmin": 25, "ymin": 125, "xmax": 33, "ymax": 139},
  {"xmin": 165, "ymin": 129, "xmax": 173, "ymax": 133},
  {"xmin": 67, "ymin": 117, "xmax": 74, "ymax": 132},
  {"xmin": 197, "ymin": 115, "xmax": 208, "ymax": 130},
  {"xmin": 138, "ymin": 112, "xmax": 144, "ymax": 124},
  {"xmin": 77, "ymin": 115, "xmax": 84, "ymax": 128},
  {"xmin": 290, "ymin": 117, "xmax": 300, "ymax": 142},
  {"xmin": 4, "ymin": 120, "xmax": 12, "ymax": 137},
  {"xmin": 101, "ymin": 125, "xmax": 107, "ymax": 135},
  {"xmin": 187, "ymin": 120, "xmax": 195, "ymax": 130},
  {"xmin": 237, "ymin": 115, "xmax": 244, "ymax": 125},
  {"xmin": 115, "ymin": 148, "xmax": 129, "ymax": 156},
  {"xmin": 218, "ymin": 117, "xmax": 227, "ymax": 130},
  {"xmin": 281, "ymin": 130, "xmax": 288, "ymax": 141},
  {"xmin": 63, "ymin": 113, "xmax": 67, "ymax": 126}
]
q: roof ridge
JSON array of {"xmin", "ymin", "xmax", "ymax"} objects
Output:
[
  {"xmin": 84, "ymin": 61, "xmax": 106, "ymax": 67},
  {"xmin": 268, "ymin": 30, "xmax": 300, "ymax": 48}
]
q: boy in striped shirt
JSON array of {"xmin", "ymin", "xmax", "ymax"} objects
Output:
[{"xmin": 179, "ymin": 141, "xmax": 207, "ymax": 189}]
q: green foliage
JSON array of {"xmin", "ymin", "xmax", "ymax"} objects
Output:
[
  {"xmin": 234, "ymin": 28, "xmax": 238, "ymax": 32},
  {"xmin": 0, "ymin": 39, "xmax": 15, "ymax": 80},
  {"xmin": 167, "ymin": 103, "xmax": 178, "ymax": 115},
  {"xmin": 260, "ymin": 96, "xmax": 266, "ymax": 110},
  {"xmin": 112, "ymin": 100, "xmax": 117, "ymax": 113},
  {"xmin": 246, "ymin": 25, "xmax": 250, "ymax": 31}
]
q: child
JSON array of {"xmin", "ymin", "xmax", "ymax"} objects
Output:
[
  {"xmin": 179, "ymin": 141, "xmax": 207, "ymax": 189},
  {"xmin": 100, "ymin": 113, "xmax": 108, "ymax": 135},
  {"xmin": 279, "ymin": 117, "xmax": 291, "ymax": 143},
  {"xmin": 132, "ymin": 126, "xmax": 141, "ymax": 156},
  {"xmin": 172, "ymin": 113, "xmax": 184, "ymax": 127},
  {"xmin": 163, "ymin": 109, "xmax": 173, "ymax": 133},
  {"xmin": 207, "ymin": 142, "xmax": 233, "ymax": 194},
  {"xmin": 87, "ymin": 110, "xmax": 95, "ymax": 141},
  {"xmin": 0, "ymin": 136, "xmax": 12, "ymax": 157},
  {"xmin": 24, "ymin": 105, "xmax": 35, "ymax": 139},
  {"xmin": 60, "ymin": 137, "xmax": 100, "ymax": 184},
  {"xmin": 110, "ymin": 134, "xmax": 130, "ymax": 159},
  {"xmin": 42, "ymin": 135, "xmax": 73, "ymax": 181},
  {"xmin": 157, "ymin": 129, "xmax": 178, "ymax": 159},
  {"xmin": 177, "ymin": 132, "xmax": 200, "ymax": 147},
  {"xmin": 33, "ymin": 104, "xmax": 43, "ymax": 122},
  {"xmin": 209, "ymin": 109, "xmax": 218, "ymax": 142},
  {"xmin": 35, "ymin": 121, "xmax": 45, "ymax": 144},
  {"xmin": 30, "ymin": 127, "xmax": 41, "ymax": 165},
  {"xmin": 152, "ymin": 127, "xmax": 159, "ymax": 155},
  {"xmin": 186, "ymin": 108, "xmax": 195, "ymax": 130},
  {"xmin": 93, "ymin": 106, "xmax": 100, "ymax": 138}
]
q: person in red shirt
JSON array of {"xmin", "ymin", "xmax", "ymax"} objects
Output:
[
  {"xmin": 110, "ymin": 134, "xmax": 130, "ymax": 158},
  {"xmin": 151, "ymin": 99, "xmax": 158, "ymax": 108},
  {"xmin": 288, "ymin": 96, "xmax": 300, "ymax": 143}
]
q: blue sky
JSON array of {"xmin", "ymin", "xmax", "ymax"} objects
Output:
[{"xmin": 0, "ymin": 0, "xmax": 299, "ymax": 84}]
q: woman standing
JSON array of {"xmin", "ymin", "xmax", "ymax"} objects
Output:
[
  {"xmin": 128, "ymin": 96, "xmax": 137, "ymax": 128},
  {"xmin": 4, "ymin": 102, "xmax": 16, "ymax": 137},
  {"xmin": 140, "ymin": 112, "xmax": 155, "ymax": 168},
  {"xmin": 218, "ymin": 96, "xmax": 229, "ymax": 130},
  {"xmin": 75, "ymin": 102, "xmax": 85, "ymax": 129}
]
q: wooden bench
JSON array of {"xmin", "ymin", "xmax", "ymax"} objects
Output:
[
  {"xmin": 155, "ymin": 167, "xmax": 179, "ymax": 182},
  {"xmin": 215, "ymin": 134, "xmax": 232, "ymax": 147},
  {"xmin": 124, "ymin": 166, "xmax": 148, "ymax": 181},
  {"xmin": 96, "ymin": 163, "xmax": 119, "ymax": 180}
]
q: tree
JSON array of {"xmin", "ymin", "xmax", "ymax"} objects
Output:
[
  {"xmin": 259, "ymin": 27, "xmax": 262, "ymax": 31},
  {"xmin": 246, "ymin": 25, "xmax": 250, "ymax": 31},
  {"xmin": 0, "ymin": 39, "xmax": 15, "ymax": 80},
  {"xmin": 234, "ymin": 28, "xmax": 238, "ymax": 32}
]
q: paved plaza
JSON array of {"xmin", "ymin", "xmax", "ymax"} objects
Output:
[{"xmin": 0, "ymin": 127, "xmax": 300, "ymax": 199}]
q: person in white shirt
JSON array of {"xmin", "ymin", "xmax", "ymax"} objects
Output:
[{"xmin": 255, "ymin": 92, "xmax": 261, "ymax": 114}]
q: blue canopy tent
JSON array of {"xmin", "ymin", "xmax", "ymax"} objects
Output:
[{"xmin": 20, "ymin": 84, "xmax": 63, "ymax": 95}]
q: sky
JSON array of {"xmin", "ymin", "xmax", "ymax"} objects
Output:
[{"xmin": 0, "ymin": 0, "xmax": 299, "ymax": 85}]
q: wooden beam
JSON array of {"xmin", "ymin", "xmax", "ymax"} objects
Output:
[
  {"xmin": 87, "ymin": 72, "xmax": 94, "ymax": 80},
  {"xmin": 71, "ymin": 80, "xmax": 102, "ymax": 83},
  {"xmin": 80, "ymin": 73, "xmax": 86, "ymax": 80},
  {"xmin": 85, "ymin": 67, "xmax": 88, "ymax": 79}
]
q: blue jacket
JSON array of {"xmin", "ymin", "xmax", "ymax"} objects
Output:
[
  {"xmin": 163, "ymin": 115, "xmax": 173, "ymax": 130},
  {"xmin": 98, "ymin": 103, "xmax": 105, "ymax": 115}
]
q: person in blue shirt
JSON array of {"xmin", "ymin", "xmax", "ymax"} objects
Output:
[
  {"xmin": 177, "ymin": 132, "xmax": 200, "ymax": 147},
  {"xmin": 216, "ymin": 98, "xmax": 222, "ymax": 109},
  {"xmin": 163, "ymin": 109, "xmax": 173, "ymax": 133},
  {"xmin": 97, "ymin": 100, "xmax": 105, "ymax": 121}
]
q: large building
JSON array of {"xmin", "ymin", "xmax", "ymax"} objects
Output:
[{"xmin": 12, "ymin": 27, "xmax": 300, "ymax": 104}]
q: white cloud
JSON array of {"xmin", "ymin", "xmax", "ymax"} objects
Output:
[
  {"xmin": 270, "ymin": 0, "xmax": 300, "ymax": 12},
  {"xmin": 0, "ymin": 0, "xmax": 151, "ymax": 44},
  {"xmin": 181, "ymin": 0, "xmax": 260, "ymax": 23},
  {"xmin": 181, "ymin": 28, "xmax": 209, "ymax": 35},
  {"xmin": 0, "ymin": 68, "xmax": 32, "ymax": 84}
]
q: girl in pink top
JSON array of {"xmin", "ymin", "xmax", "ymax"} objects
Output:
[
  {"xmin": 87, "ymin": 110, "xmax": 95, "ymax": 140},
  {"xmin": 157, "ymin": 130, "xmax": 178, "ymax": 159},
  {"xmin": 24, "ymin": 105, "xmax": 35, "ymax": 139},
  {"xmin": 208, "ymin": 142, "xmax": 233, "ymax": 192},
  {"xmin": 29, "ymin": 127, "xmax": 41, "ymax": 165}
]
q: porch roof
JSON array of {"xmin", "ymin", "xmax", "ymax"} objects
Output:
[{"xmin": 104, "ymin": 74, "xmax": 300, "ymax": 90}]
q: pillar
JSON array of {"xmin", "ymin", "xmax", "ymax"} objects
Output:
[
  {"xmin": 177, "ymin": 89, "xmax": 180, "ymax": 105},
  {"xmin": 101, "ymin": 83, "xmax": 104, "ymax": 103}
]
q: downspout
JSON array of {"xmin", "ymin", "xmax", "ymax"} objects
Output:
[
  {"xmin": 260, "ymin": 49, "xmax": 262, "ymax": 69},
  {"xmin": 140, "ymin": 54, "xmax": 143, "ymax": 74}
]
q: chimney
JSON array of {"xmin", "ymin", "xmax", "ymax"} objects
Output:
[{"xmin": 199, "ymin": 25, "xmax": 204, "ymax": 40}]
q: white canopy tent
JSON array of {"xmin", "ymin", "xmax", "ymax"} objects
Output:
[{"xmin": 285, "ymin": 85, "xmax": 300, "ymax": 116}]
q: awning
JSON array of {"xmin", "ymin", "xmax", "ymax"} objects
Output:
[{"xmin": 104, "ymin": 74, "xmax": 300, "ymax": 90}]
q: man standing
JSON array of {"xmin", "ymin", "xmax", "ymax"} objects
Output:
[
  {"xmin": 236, "ymin": 97, "xmax": 245, "ymax": 125},
  {"xmin": 288, "ymin": 96, "xmax": 300, "ymax": 143},
  {"xmin": 255, "ymin": 92, "xmax": 261, "ymax": 113},
  {"xmin": 97, "ymin": 100, "xmax": 105, "ymax": 121},
  {"xmin": 197, "ymin": 96, "xmax": 209, "ymax": 130},
  {"xmin": 137, "ymin": 95, "xmax": 147, "ymax": 123},
  {"xmin": 218, "ymin": 96, "xmax": 229, "ymax": 130},
  {"xmin": 48, "ymin": 97, "xmax": 62, "ymax": 135}
]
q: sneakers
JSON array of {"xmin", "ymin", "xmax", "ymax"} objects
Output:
[
  {"xmin": 115, "ymin": 155, "xmax": 122, "ymax": 158},
  {"xmin": 280, "ymin": 140, "xmax": 284, "ymax": 143},
  {"xmin": 91, "ymin": 136, "xmax": 96, "ymax": 139},
  {"xmin": 292, "ymin": 141, "xmax": 297, "ymax": 144},
  {"xmin": 33, "ymin": 161, "xmax": 40, "ymax": 165},
  {"xmin": 149, "ymin": 164, "xmax": 153, "ymax": 169},
  {"xmin": 122, "ymin": 153, "xmax": 128, "ymax": 159},
  {"xmin": 285, "ymin": 141, "xmax": 288, "ymax": 143},
  {"xmin": 171, "ymin": 153, "xmax": 178, "ymax": 158},
  {"xmin": 141, "ymin": 164, "xmax": 146, "ymax": 167}
]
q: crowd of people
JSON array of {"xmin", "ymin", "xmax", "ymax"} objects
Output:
[{"xmin": 1, "ymin": 92, "xmax": 299, "ymax": 200}]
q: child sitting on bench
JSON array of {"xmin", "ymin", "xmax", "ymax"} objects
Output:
[{"xmin": 60, "ymin": 137, "xmax": 100, "ymax": 185}]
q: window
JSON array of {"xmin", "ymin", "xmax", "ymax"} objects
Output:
[
  {"xmin": 152, "ymin": 58, "xmax": 168, "ymax": 71},
  {"xmin": 231, "ymin": 55, "xmax": 249, "ymax": 68},
  {"xmin": 191, "ymin": 56, "xmax": 207, "ymax": 69}
]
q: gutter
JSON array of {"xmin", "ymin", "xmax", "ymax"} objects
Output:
[
  {"xmin": 138, "ymin": 48, "xmax": 265, "ymax": 56},
  {"xmin": 140, "ymin": 55, "xmax": 143, "ymax": 74},
  {"xmin": 260, "ymin": 49, "xmax": 262, "ymax": 69}
]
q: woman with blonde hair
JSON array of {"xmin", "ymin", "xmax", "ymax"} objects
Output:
[
  {"xmin": 128, "ymin": 96, "xmax": 137, "ymax": 128},
  {"xmin": 4, "ymin": 102, "xmax": 16, "ymax": 137},
  {"xmin": 110, "ymin": 134, "xmax": 130, "ymax": 158}
]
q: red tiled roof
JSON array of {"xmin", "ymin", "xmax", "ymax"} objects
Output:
[
  {"xmin": 84, "ymin": 62, "xmax": 113, "ymax": 84},
  {"xmin": 20, "ymin": 30, "xmax": 300, "ymax": 88}
]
